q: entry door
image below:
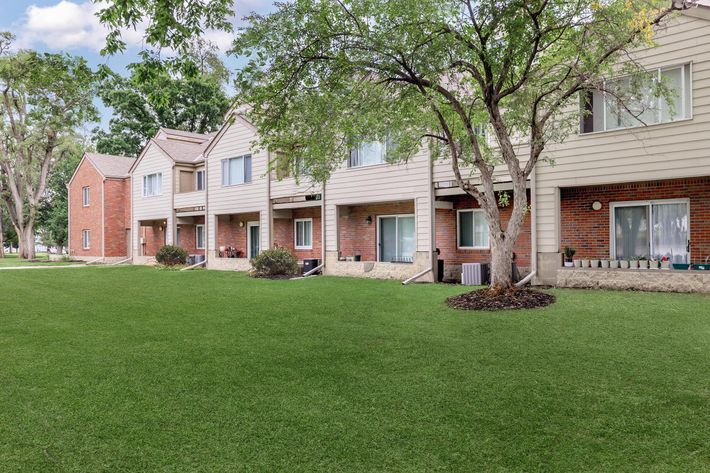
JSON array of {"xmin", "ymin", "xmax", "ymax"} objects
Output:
[
  {"xmin": 378, "ymin": 215, "xmax": 415, "ymax": 262},
  {"xmin": 247, "ymin": 221, "xmax": 260, "ymax": 258}
]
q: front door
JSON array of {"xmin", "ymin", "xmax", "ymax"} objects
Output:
[
  {"xmin": 247, "ymin": 221, "xmax": 260, "ymax": 258},
  {"xmin": 378, "ymin": 215, "xmax": 415, "ymax": 262}
]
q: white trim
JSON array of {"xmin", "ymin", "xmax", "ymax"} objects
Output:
[
  {"xmin": 456, "ymin": 208, "xmax": 490, "ymax": 250},
  {"xmin": 294, "ymin": 218, "xmax": 313, "ymax": 250},
  {"xmin": 195, "ymin": 224, "xmax": 205, "ymax": 250},
  {"xmin": 195, "ymin": 169, "xmax": 205, "ymax": 191},
  {"xmin": 82, "ymin": 229, "xmax": 90, "ymax": 250},
  {"xmin": 609, "ymin": 198, "xmax": 690, "ymax": 261},
  {"xmin": 82, "ymin": 186, "xmax": 90, "ymax": 206},
  {"xmin": 247, "ymin": 221, "xmax": 260, "ymax": 259},
  {"xmin": 376, "ymin": 213, "xmax": 416, "ymax": 262}
]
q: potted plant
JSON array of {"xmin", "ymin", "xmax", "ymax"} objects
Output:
[
  {"xmin": 590, "ymin": 259, "xmax": 600, "ymax": 268},
  {"xmin": 600, "ymin": 259, "xmax": 610, "ymax": 269},
  {"xmin": 573, "ymin": 258, "xmax": 582, "ymax": 267},
  {"xmin": 637, "ymin": 256, "xmax": 648, "ymax": 270},
  {"xmin": 563, "ymin": 247, "xmax": 576, "ymax": 268},
  {"xmin": 609, "ymin": 260, "xmax": 620, "ymax": 269},
  {"xmin": 580, "ymin": 259, "xmax": 590, "ymax": 268},
  {"xmin": 619, "ymin": 259, "xmax": 630, "ymax": 269},
  {"xmin": 660, "ymin": 256, "xmax": 671, "ymax": 270}
]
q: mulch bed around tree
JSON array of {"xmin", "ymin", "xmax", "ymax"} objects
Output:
[{"xmin": 446, "ymin": 288, "xmax": 556, "ymax": 311}]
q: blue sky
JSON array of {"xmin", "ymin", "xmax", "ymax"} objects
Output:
[{"xmin": 1, "ymin": 0, "xmax": 276, "ymax": 129}]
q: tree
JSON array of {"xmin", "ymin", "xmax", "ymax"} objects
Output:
[
  {"xmin": 0, "ymin": 38, "xmax": 97, "ymax": 259},
  {"xmin": 232, "ymin": 0, "xmax": 692, "ymax": 289},
  {"xmin": 37, "ymin": 147, "xmax": 82, "ymax": 253},
  {"xmin": 93, "ymin": 59, "xmax": 231, "ymax": 157}
]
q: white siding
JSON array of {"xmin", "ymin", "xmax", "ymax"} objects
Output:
[{"xmin": 131, "ymin": 143, "xmax": 174, "ymax": 254}]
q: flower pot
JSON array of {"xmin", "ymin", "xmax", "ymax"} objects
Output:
[
  {"xmin": 608, "ymin": 260, "xmax": 619, "ymax": 269},
  {"xmin": 629, "ymin": 260, "xmax": 639, "ymax": 269},
  {"xmin": 649, "ymin": 260, "xmax": 659, "ymax": 269},
  {"xmin": 619, "ymin": 260, "xmax": 630, "ymax": 269},
  {"xmin": 600, "ymin": 260, "xmax": 610, "ymax": 269},
  {"xmin": 638, "ymin": 260, "xmax": 648, "ymax": 270},
  {"xmin": 590, "ymin": 259, "xmax": 600, "ymax": 268},
  {"xmin": 564, "ymin": 261, "xmax": 574, "ymax": 268},
  {"xmin": 573, "ymin": 259, "xmax": 581, "ymax": 268},
  {"xmin": 660, "ymin": 261, "xmax": 671, "ymax": 270},
  {"xmin": 580, "ymin": 259, "xmax": 590, "ymax": 268}
]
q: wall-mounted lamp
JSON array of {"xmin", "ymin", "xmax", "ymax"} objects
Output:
[
  {"xmin": 591, "ymin": 201, "xmax": 603, "ymax": 211},
  {"xmin": 365, "ymin": 215, "xmax": 373, "ymax": 225},
  {"xmin": 239, "ymin": 221, "xmax": 245, "ymax": 228}
]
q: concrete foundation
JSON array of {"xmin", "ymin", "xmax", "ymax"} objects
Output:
[
  {"xmin": 324, "ymin": 251, "xmax": 433, "ymax": 281},
  {"xmin": 557, "ymin": 268, "xmax": 710, "ymax": 293}
]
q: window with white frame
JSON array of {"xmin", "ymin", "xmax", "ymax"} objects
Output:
[
  {"xmin": 294, "ymin": 218, "xmax": 313, "ymax": 249},
  {"xmin": 458, "ymin": 209, "xmax": 490, "ymax": 249},
  {"xmin": 221, "ymin": 155, "xmax": 252, "ymax": 186},
  {"xmin": 349, "ymin": 141, "xmax": 388, "ymax": 168},
  {"xmin": 611, "ymin": 199, "xmax": 689, "ymax": 263},
  {"xmin": 581, "ymin": 63, "xmax": 691, "ymax": 133},
  {"xmin": 82, "ymin": 229, "xmax": 90, "ymax": 249},
  {"xmin": 142, "ymin": 173, "xmax": 162, "ymax": 197},
  {"xmin": 195, "ymin": 224, "xmax": 205, "ymax": 249},
  {"xmin": 196, "ymin": 169, "xmax": 205, "ymax": 191},
  {"xmin": 82, "ymin": 186, "xmax": 90, "ymax": 206}
]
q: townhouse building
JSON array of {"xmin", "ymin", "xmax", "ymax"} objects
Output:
[
  {"xmin": 68, "ymin": 152, "xmax": 135, "ymax": 261},
  {"xmin": 102, "ymin": 3, "xmax": 710, "ymax": 291}
]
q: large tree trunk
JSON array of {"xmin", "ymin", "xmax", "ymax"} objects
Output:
[
  {"xmin": 0, "ymin": 206, "xmax": 4, "ymax": 258},
  {"xmin": 18, "ymin": 223, "xmax": 35, "ymax": 260},
  {"xmin": 489, "ymin": 232, "xmax": 515, "ymax": 290}
]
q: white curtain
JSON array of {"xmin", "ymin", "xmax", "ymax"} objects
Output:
[
  {"xmin": 652, "ymin": 203, "xmax": 688, "ymax": 263},
  {"xmin": 614, "ymin": 205, "xmax": 648, "ymax": 260}
]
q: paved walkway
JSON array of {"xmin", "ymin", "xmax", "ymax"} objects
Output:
[{"xmin": 0, "ymin": 264, "xmax": 90, "ymax": 270}]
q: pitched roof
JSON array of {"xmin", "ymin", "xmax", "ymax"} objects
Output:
[
  {"xmin": 157, "ymin": 127, "xmax": 215, "ymax": 143},
  {"xmin": 84, "ymin": 153, "xmax": 135, "ymax": 178},
  {"xmin": 151, "ymin": 136, "xmax": 212, "ymax": 164}
]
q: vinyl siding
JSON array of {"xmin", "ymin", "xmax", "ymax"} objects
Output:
[
  {"xmin": 132, "ymin": 143, "xmax": 174, "ymax": 254},
  {"xmin": 206, "ymin": 118, "xmax": 270, "ymax": 251},
  {"xmin": 535, "ymin": 14, "xmax": 710, "ymax": 252}
]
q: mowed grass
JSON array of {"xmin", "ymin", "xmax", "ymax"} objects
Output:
[
  {"xmin": 1, "ymin": 267, "xmax": 709, "ymax": 472},
  {"xmin": 0, "ymin": 253, "xmax": 76, "ymax": 267}
]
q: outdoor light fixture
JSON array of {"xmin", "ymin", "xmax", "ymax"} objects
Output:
[
  {"xmin": 591, "ymin": 201, "xmax": 603, "ymax": 211},
  {"xmin": 239, "ymin": 221, "xmax": 245, "ymax": 227},
  {"xmin": 366, "ymin": 215, "xmax": 373, "ymax": 225}
]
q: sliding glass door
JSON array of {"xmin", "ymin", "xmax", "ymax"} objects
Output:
[
  {"xmin": 612, "ymin": 200, "xmax": 689, "ymax": 263},
  {"xmin": 378, "ymin": 215, "xmax": 415, "ymax": 262}
]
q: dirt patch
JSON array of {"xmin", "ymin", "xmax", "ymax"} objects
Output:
[{"xmin": 446, "ymin": 288, "xmax": 555, "ymax": 311}]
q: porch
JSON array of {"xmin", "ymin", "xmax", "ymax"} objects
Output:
[
  {"xmin": 211, "ymin": 212, "xmax": 262, "ymax": 271},
  {"xmin": 175, "ymin": 215, "xmax": 205, "ymax": 262},
  {"xmin": 137, "ymin": 219, "xmax": 167, "ymax": 258},
  {"xmin": 272, "ymin": 201, "xmax": 322, "ymax": 267}
]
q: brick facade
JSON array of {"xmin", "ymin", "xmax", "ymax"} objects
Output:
[
  {"xmin": 69, "ymin": 159, "xmax": 103, "ymax": 257},
  {"xmin": 176, "ymin": 216, "xmax": 206, "ymax": 255},
  {"xmin": 273, "ymin": 207, "xmax": 322, "ymax": 260},
  {"xmin": 103, "ymin": 178, "xmax": 131, "ymax": 257},
  {"xmin": 216, "ymin": 212, "xmax": 260, "ymax": 257},
  {"xmin": 140, "ymin": 224, "xmax": 165, "ymax": 257},
  {"xmin": 338, "ymin": 201, "xmax": 415, "ymax": 262},
  {"xmin": 435, "ymin": 192, "xmax": 532, "ymax": 277},
  {"xmin": 560, "ymin": 177, "xmax": 710, "ymax": 263}
]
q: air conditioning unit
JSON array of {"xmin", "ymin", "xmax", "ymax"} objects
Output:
[{"xmin": 462, "ymin": 263, "xmax": 490, "ymax": 286}]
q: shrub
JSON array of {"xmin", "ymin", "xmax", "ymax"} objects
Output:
[
  {"xmin": 156, "ymin": 245, "xmax": 188, "ymax": 266},
  {"xmin": 250, "ymin": 246, "xmax": 299, "ymax": 278}
]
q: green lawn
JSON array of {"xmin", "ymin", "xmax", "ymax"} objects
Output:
[
  {"xmin": 0, "ymin": 253, "xmax": 78, "ymax": 267},
  {"xmin": 1, "ymin": 267, "xmax": 709, "ymax": 472}
]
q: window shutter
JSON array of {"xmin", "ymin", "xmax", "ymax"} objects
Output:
[
  {"xmin": 244, "ymin": 155, "xmax": 252, "ymax": 183},
  {"xmin": 221, "ymin": 159, "xmax": 228, "ymax": 186}
]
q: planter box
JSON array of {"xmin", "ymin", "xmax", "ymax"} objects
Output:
[
  {"xmin": 590, "ymin": 259, "xmax": 600, "ymax": 268},
  {"xmin": 619, "ymin": 260, "xmax": 630, "ymax": 269},
  {"xmin": 600, "ymin": 260, "xmax": 610, "ymax": 269},
  {"xmin": 580, "ymin": 259, "xmax": 590, "ymax": 268},
  {"xmin": 573, "ymin": 259, "xmax": 581, "ymax": 268}
]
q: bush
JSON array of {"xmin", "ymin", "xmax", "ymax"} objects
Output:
[
  {"xmin": 250, "ymin": 246, "xmax": 299, "ymax": 278},
  {"xmin": 155, "ymin": 245, "xmax": 188, "ymax": 266}
]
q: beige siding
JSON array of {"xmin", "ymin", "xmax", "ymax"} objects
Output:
[
  {"xmin": 536, "ymin": 15, "xmax": 710, "ymax": 253},
  {"xmin": 132, "ymin": 143, "xmax": 174, "ymax": 254},
  {"xmin": 325, "ymin": 145, "xmax": 432, "ymax": 252},
  {"xmin": 270, "ymin": 175, "xmax": 323, "ymax": 200},
  {"xmin": 206, "ymin": 118, "xmax": 270, "ymax": 252},
  {"xmin": 173, "ymin": 191, "xmax": 206, "ymax": 209}
]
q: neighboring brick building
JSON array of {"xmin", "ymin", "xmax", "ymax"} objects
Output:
[{"xmin": 68, "ymin": 153, "xmax": 135, "ymax": 261}]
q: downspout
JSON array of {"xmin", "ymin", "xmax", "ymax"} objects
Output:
[
  {"xmin": 428, "ymin": 142, "xmax": 436, "ymax": 282},
  {"xmin": 101, "ymin": 178, "xmax": 105, "ymax": 259},
  {"xmin": 66, "ymin": 184, "xmax": 71, "ymax": 256},
  {"xmin": 204, "ymin": 160, "xmax": 209, "ymax": 267},
  {"xmin": 267, "ymin": 151, "xmax": 272, "ymax": 251},
  {"xmin": 515, "ymin": 166, "xmax": 537, "ymax": 287},
  {"xmin": 402, "ymin": 266, "xmax": 432, "ymax": 285},
  {"xmin": 321, "ymin": 181, "xmax": 326, "ymax": 270}
]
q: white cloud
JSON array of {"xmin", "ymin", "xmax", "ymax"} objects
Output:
[{"xmin": 14, "ymin": 1, "xmax": 145, "ymax": 52}]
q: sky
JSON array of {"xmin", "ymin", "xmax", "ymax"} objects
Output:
[{"xmin": 0, "ymin": 0, "xmax": 277, "ymax": 129}]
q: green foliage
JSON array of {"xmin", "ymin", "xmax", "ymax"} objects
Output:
[
  {"xmin": 250, "ymin": 246, "xmax": 299, "ymax": 278},
  {"xmin": 155, "ymin": 245, "xmax": 188, "ymax": 266},
  {"xmin": 93, "ymin": 60, "xmax": 230, "ymax": 157},
  {"xmin": 564, "ymin": 246, "xmax": 576, "ymax": 260},
  {"xmin": 38, "ymin": 149, "xmax": 82, "ymax": 249}
]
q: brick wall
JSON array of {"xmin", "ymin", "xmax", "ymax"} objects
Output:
[
  {"xmin": 435, "ymin": 192, "xmax": 531, "ymax": 269},
  {"xmin": 177, "ymin": 216, "xmax": 205, "ymax": 255},
  {"xmin": 140, "ymin": 224, "xmax": 165, "ymax": 256},
  {"xmin": 560, "ymin": 177, "xmax": 710, "ymax": 263},
  {"xmin": 69, "ymin": 159, "xmax": 103, "ymax": 257},
  {"xmin": 216, "ymin": 212, "xmax": 260, "ymax": 257},
  {"xmin": 103, "ymin": 178, "xmax": 130, "ymax": 257},
  {"xmin": 338, "ymin": 201, "xmax": 415, "ymax": 261},
  {"xmin": 273, "ymin": 207, "xmax": 322, "ymax": 260}
]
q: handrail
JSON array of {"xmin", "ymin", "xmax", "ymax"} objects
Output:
[{"xmin": 402, "ymin": 267, "xmax": 432, "ymax": 285}]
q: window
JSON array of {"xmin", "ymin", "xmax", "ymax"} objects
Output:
[
  {"xmin": 349, "ymin": 141, "xmax": 387, "ymax": 168},
  {"xmin": 196, "ymin": 170, "xmax": 205, "ymax": 191},
  {"xmin": 611, "ymin": 199, "xmax": 689, "ymax": 263},
  {"xmin": 82, "ymin": 230, "xmax": 90, "ymax": 249},
  {"xmin": 142, "ymin": 173, "xmax": 162, "ymax": 197},
  {"xmin": 581, "ymin": 63, "xmax": 691, "ymax": 133},
  {"xmin": 82, "ymin": 186, "xmax": 90, "ymax": 206},
  {"xmin": 221, "ymin": 155, "xmax": 252, "ymax": 186},
  {"xmin": 195, "ymin": 224, "xmax": 205, "ymax": 249},
  {"xmin": 295, "ymin": 218, "xmax": 313, "ymax": 249},
  {"xmin": 176, "ymin": 227, "xmax": 181, "ymax": 246},
  {"xmin": 458, "ymin": 209, "xmax": 490, "ymax": 249},
  {"xmin": 378, "ymin": 215, "xmax": 415, "ymax": 262}
]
